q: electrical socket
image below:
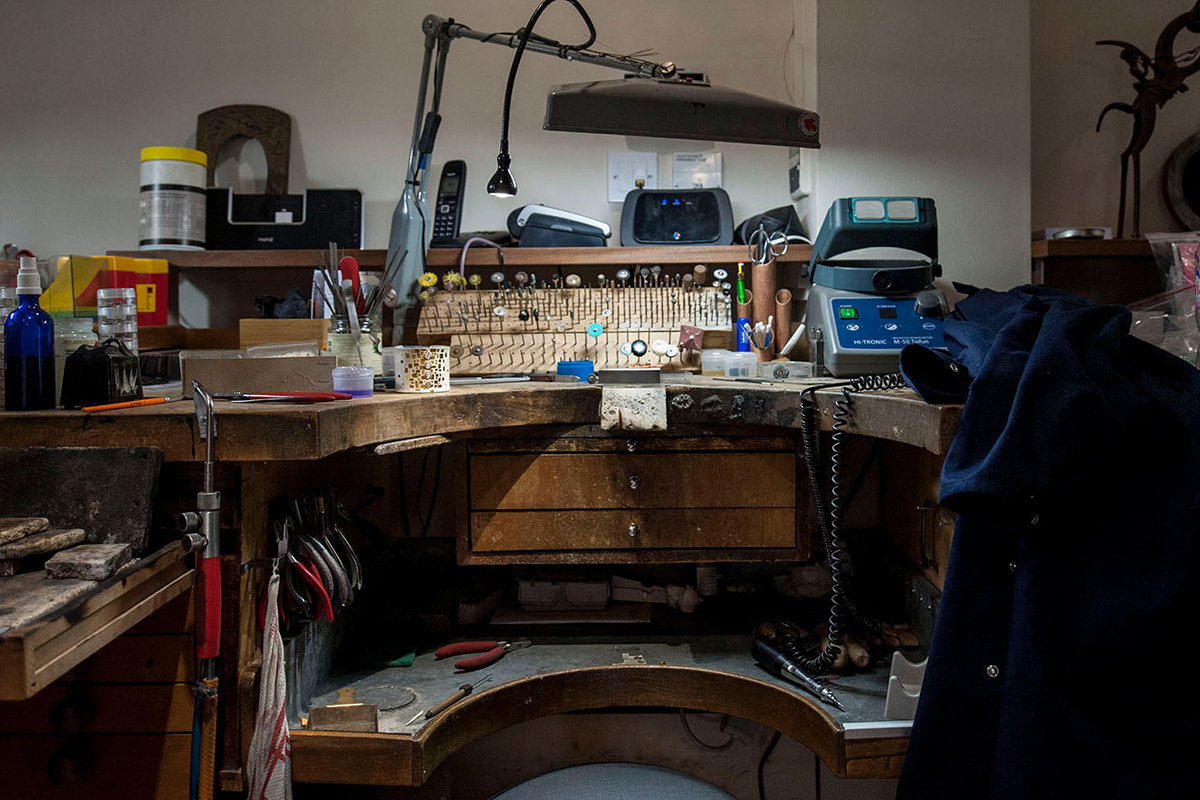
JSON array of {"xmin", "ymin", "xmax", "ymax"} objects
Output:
[{"xmin": 608, "ymin": 152, "xmax": 657, "ymax": 203}]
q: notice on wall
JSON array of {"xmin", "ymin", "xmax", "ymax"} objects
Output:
[{"xmin": 673, "ymin": 152, "xmax": 722, "ymax": 189}]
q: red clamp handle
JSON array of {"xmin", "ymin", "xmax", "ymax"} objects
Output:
[
  {"xmin": 195, "ymin": 557, "xmax": 222, "ymax": 659},
  {"xmin": 435, "ymin": 640, "xmax": 498, "ymax": 659},
  {"xmin": 455, "ymin": 646, "xmax": 506, "ymax": 672}
]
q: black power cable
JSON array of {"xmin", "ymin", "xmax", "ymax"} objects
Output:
[
  {"xmin": 794, "ymin": 373, "xmax": 905, "ymax": 673},
  {"xmin": 757, "ymin": 730, "xmax": 782, "ymax": 800},
  {"xmin": 496, "ymin": 0, "xmax": 597, "ymax": 166}
]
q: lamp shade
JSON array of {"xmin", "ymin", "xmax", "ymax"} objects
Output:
[
  {"xmin": 487, "ymin": 153, "xmax": 518, "ymax": 197},
  {"xmin": 544, "ymin": 78, "xmax": 821, "ymax": 148}
]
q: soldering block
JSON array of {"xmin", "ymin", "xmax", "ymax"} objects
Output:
[
  {"xmin": 45, "ymin": 543, "xmax": 132, "ymax": 580},
  {"xmin": 0, "ymin": 528, "xmax": 86, "ymax": 561},
  {"xmin": 0, "ymin": 517, "xmax": 50, "ymax": 545},
  {"xmin": 599, "ymin": 386, "xmax": 668, "ymax": 431}
]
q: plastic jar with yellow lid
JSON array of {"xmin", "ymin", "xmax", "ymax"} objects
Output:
[{"xmin": 139, "ymin": 146, "xmax": 207, "ymax": 250}]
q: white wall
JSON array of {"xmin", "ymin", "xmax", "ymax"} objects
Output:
[
  {"xmin": 0, "ymin": 0, "xmax": 1032, "ymax": 324},
  {"xmin": 0, "ymin": 0, "xmax": 799, "ymax": 255},
  {"xmin": 1032, "ymin": 0, "xmax": 1200, "ymax": 235},
  {"xmin": 813, "ymin": 0, "xmax": 1032, "ymax": 290}
]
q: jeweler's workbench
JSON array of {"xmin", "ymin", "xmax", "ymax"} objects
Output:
[
  {"xmin": 0, "ymin": 376, "xmax": 959, "ymax": 459},
  {"xmin": 0, "ymin": 377, "xmax": 960, "ymax": 792}
]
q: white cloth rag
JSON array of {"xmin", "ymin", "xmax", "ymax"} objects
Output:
[{"xmin": 246, "ymin": 570, "xmax": 292, "ymax": 800}]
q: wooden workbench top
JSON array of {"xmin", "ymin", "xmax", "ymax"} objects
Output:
[
  {"xmin": 294, "ymin": 635, "xmax": 909, "ymax": 786},
  {"xmin": 0, "ymin": 378, "xmax": 959, "ymax": 461}
]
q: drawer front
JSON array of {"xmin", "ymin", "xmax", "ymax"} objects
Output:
[
  {"xmin": 471, "ymin": 508, "xmax": 796, "ymax": 551},
  {"xmin": 470, "ymin": 453, "xmax": 795, "ymax": 510}
]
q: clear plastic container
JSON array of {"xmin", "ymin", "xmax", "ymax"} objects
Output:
[
  {"xmin": 701, "ymin": 349, "xmax": 731, "ymax": 376},
  {"xmin": 332, "ymin": 366, "xmax": 374, "ymax": 397},
  {"xmin": 0, "ymin": 287, "xmax": 16, "ymax": 399},
  {"xmin": 246, "ymin": 340, "xmax": 319, "ymax": 358},
  {"xmin": 723, "ymin": 351, "xmax": 757, "ymax": 378},
  {"xmin": 97, "ymin": 287, "xmax": 139, "ymax": 354},
  {"xmin": 757, "ymin": 360, "xmax": 813, "ymax": 380}
]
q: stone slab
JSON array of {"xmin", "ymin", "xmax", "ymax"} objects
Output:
[
  {"xmin": 599, "ymin": 386, "xmax": 668, "ymax": 432},
  {"xmin": 45, "ymin": 543, "xmax": 133, "ymax": 581},
  {"xmin": 0, "ymin": 517, "xmax": 49, "ymax": 545},
  {"xmin": 0, "ymin": 528, "xmax": 86, "ymax": 560}
]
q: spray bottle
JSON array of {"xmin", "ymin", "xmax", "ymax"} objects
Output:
[{"xmin": 4, "ymin": 256, "xmax": 55, "ymax": 410}]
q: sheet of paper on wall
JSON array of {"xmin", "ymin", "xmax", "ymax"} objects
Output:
[{"xmin": 673, "ymin": 152, "xmax": 723, "ymax": 189}]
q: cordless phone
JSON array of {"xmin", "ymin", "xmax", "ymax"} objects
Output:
[{"xmin": 430, "ymin": 160, "xmax": 466, "ymax": 244}]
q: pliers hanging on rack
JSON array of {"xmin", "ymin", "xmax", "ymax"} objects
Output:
[
  {"xmin": 285, "ymin": 551, "xmax": 334, "ymax": 622},
  {"xmin": 435, "ymin": 640, "xmax": 532, "ymax": 671}
]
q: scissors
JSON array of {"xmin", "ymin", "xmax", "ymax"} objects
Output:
[{"xmin": 748, "ymin": 223, "xmax": 789, "ymax": 266}]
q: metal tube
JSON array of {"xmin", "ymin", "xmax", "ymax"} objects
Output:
[{"xmin": 437, "ymin": 16, "xmax": 674, "ymax": 78}]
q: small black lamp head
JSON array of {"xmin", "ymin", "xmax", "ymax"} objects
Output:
[{"xmin": 487, "ymin": 151, "xmax": 517, "ymax": 198}]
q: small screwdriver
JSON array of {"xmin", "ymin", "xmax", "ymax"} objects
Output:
[
  {"xmin": 405, "ymin": 673, "xmax": 493, "ymax": 725},
  {"xmin": 752, "ymin": 638, "xmax": 846, "ymax": 711}
]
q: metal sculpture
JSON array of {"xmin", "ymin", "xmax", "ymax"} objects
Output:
[{"xmin": 1096, "ymin": 1, "xmax": 1200, "ymax": 237}]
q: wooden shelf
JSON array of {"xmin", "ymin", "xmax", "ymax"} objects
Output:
[
  {"xmin": 1029, "ymin": 238, "xmax": 1151, "ymax": 259},
  {"xmin": 108, "ymin": 245, "xmax": 810, "ymax": 271},
  {"xmin": 108, "ymin": 249, "xmax": 387, "ymax": 269},
  {"xmin": 425, "ymin": 244, "xmax": 811, "ymax": 268},
  {"xmin": 0, "ymin": 542, "xmax": 194, "ymax": 700},
  {"xmin": 1029, "ymin": 238, "xmax": 1160, "ymax": 305}
]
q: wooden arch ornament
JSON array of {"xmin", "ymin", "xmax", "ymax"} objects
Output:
[{"xmin": 195, "ymin": 104, "xmax": 291, "ymax": 194}]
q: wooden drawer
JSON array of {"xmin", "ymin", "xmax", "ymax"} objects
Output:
[
  {"xmin": 0, "ymin": 732, "xmax": 190, "ymax": 799},
  {"xmin": 472, "ymin": 508, "xmax": 796, "ymax": 551},
  {"xmin": 470, "ymin": 453, "xmax": 795, "ymax": 510},
  {"xmin": 0, "ymin": 683, "xmax": 195, "ymax": 735}
]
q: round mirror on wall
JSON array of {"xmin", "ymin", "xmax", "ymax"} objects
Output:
[{"xmin": 1164, "ymin": 132, "xmax": 1200, "ymax": 230}]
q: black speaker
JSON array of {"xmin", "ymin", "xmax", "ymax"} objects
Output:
[{"xmin": 205, "ymin": 188, "xmax": 363, "ymax": 249}]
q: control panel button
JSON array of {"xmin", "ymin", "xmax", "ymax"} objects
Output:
[{"xmin": 838, "ymin": 307, "xmax": 858, "ymax": 320}]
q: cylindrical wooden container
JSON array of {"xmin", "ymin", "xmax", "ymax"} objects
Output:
[
  {"xmin": 775, "ymin": 288, "xmax": 793, "ymax": 355},
  {"xmin": 752, "ymin": 261, "xmax": 777, "ymax": 355}
]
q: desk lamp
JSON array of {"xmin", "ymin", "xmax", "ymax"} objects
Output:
[{"xmin": 386, "ymin": 0, "xmax": 821, "ymax": 319}]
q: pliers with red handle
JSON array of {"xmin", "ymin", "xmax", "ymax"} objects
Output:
[
  {"xmin": 287, "ymin": 552, "xmax": 335, "ymax": 622},
  {"xmin": 215, "ymin": 391, "xmax": 353, "ymax": 404},
  {"xmin": 434, "ymin": 640, "xmax": 532, "ymax": 671}
]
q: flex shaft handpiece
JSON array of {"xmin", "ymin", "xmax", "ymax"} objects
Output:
[{"xmin": 752, "ymin": 638, "xmax": 846, "ymax": 712}]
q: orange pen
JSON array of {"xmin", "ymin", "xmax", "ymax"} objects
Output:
[{"xmin": 82, "ymin": 397, "xmax": 170, "ymax": 412}]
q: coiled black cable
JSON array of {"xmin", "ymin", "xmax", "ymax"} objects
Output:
[
  {"xmin": 497, "ymin": 0, "xmax": 597, "ymax": 158},
  {"xmin": 795, "ymin": 373, "xmax": 906, "ymax": 672}
]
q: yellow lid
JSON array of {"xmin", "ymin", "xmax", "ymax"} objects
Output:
[{"xmin": 140, "ymin": 146, "xmax": 208, "ymax": 167}]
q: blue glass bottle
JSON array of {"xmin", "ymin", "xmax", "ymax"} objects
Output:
[{"xmin": 4, "ymin": 257, "xmax": 55, "ymax": 410}]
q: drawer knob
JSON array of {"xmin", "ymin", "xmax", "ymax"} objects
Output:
[
  {"xmin": 628, "ymin": 523, "xmax": 639, "ymax": 537},
  {"xmin": 626, "ymin": 439, "xmax": 637, "ymax": 452},
  {"xmin": 629, "ymin": 475, "xmax": 640, "ymax": 490}
]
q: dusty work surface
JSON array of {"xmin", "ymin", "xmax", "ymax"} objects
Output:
[
  {"xmin": 0, "ymin": 377, "xmax": 959, "ymax": 461},
  {"xmin": 0, "ymin": 541, "xmax": 184, "ymax": 634},
  {"xmin": 310, "ymin": 634, "xmax": 904, "ymax": 738}
]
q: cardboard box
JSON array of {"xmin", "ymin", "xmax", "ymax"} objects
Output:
[
  {"xmin": 42, "ymin": 255, "xmax": 169, "ymax": 326},
  {"xmin": 518, "ymin": 580, "xmax": 610, "ymax": 611},
  {"xmin": 180, "ymin": 354, "xmax": 336, "ymax": 397},
  {"xmin": 239, "ymin": 318, "xmax": 330, "ymax": 350}
]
